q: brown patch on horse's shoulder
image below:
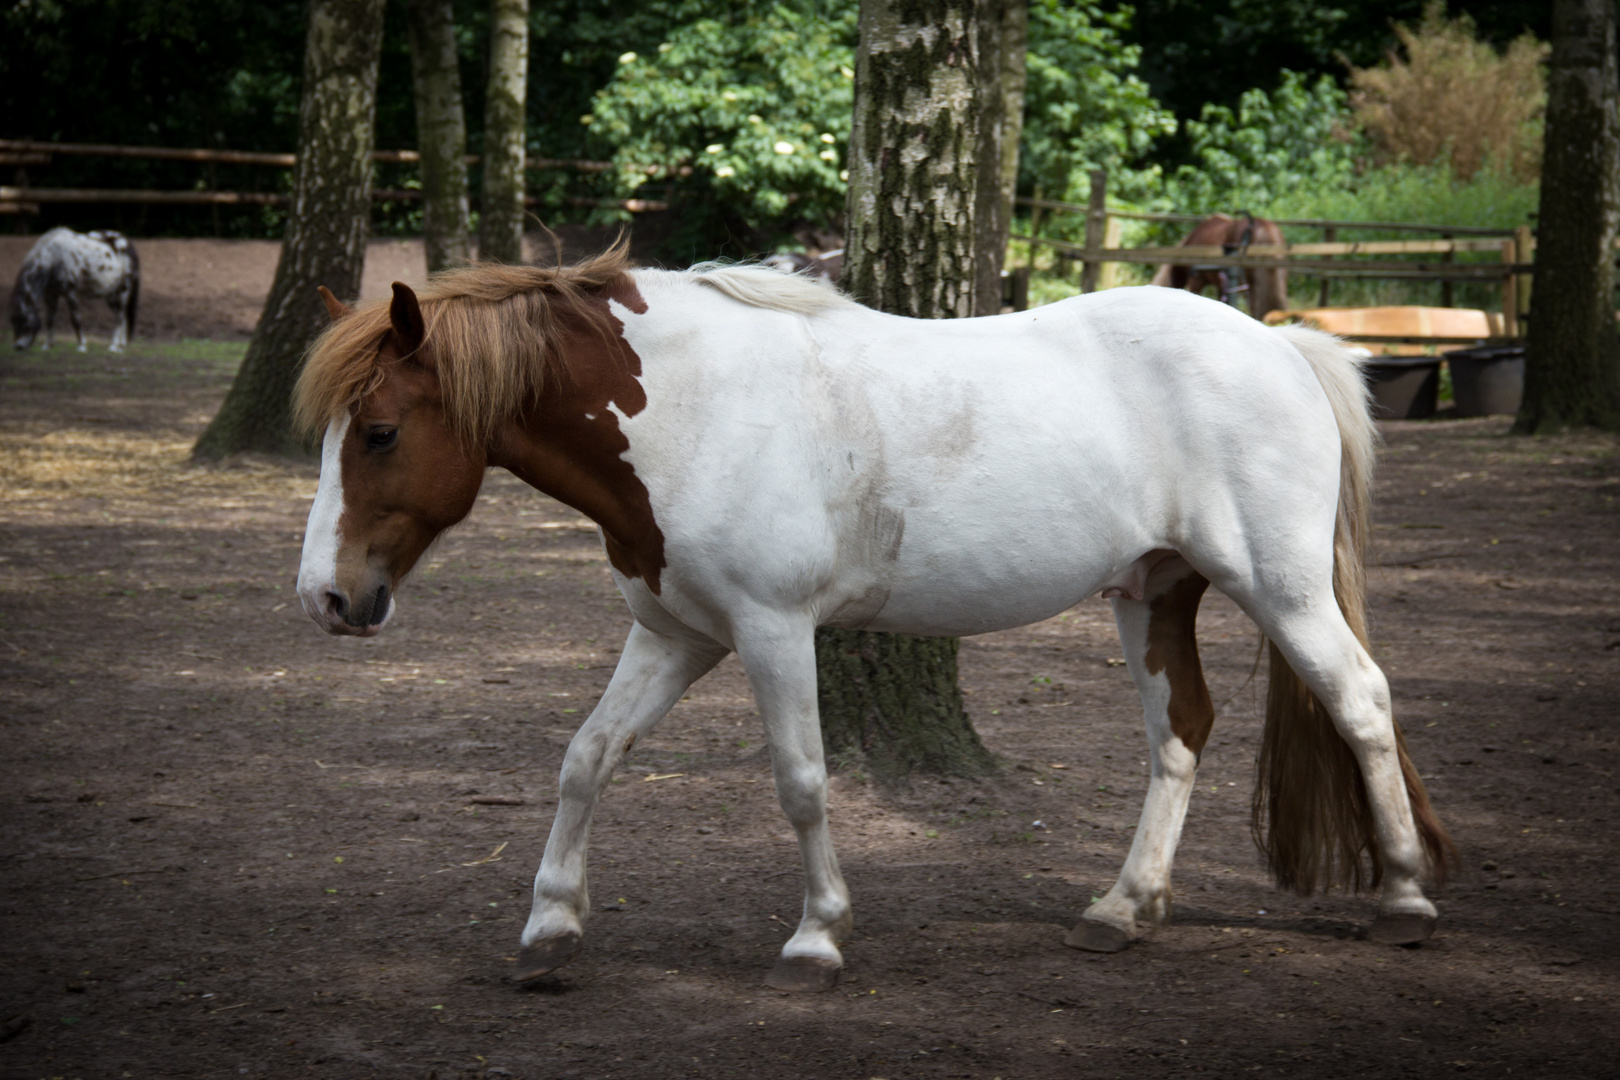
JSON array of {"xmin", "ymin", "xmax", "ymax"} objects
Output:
[
  {"xmin": 1143, "ymin": 573, "xmax": 1214, "ymax": 756},
  {"xmin": 497, "ymin": 290, "xmax": 666, "ymax": 593},
  {"xmin": 608, "ymin": 274, "xmax": 648, "ymax": 316}
]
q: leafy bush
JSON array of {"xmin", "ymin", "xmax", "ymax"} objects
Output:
[
  {"xmin": 1349, "ymin": 1, "xmax": 1547, "ymax": 183},
  {"xmin": 1020, "ymin": 0, "xmax": 1175, "ymax": 208},
  {"xmin": 1161, "ymin": 70, "xmax": 1361, "ymax": 215},
  {"xmin": 586, "ymin": 1, "xmax": 855, "ymax": 253}
]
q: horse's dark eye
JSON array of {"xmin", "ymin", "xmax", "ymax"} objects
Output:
[{"xmin": 366, "ymin": 426, "xmax": 399, "ymax": 452}]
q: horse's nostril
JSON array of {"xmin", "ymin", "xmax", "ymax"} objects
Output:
[
  {"xmin": 368, "ymin": 585, "xmax": 390, "ymax": 626},
  {"xmin": 325, "ymin": 590, "xmax": 350, "ymax": 621}
]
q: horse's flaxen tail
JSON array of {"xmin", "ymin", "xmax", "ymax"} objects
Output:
[{"xmin": 1253, "ymin": 326, "xmax": 1454, "ymax": 895}]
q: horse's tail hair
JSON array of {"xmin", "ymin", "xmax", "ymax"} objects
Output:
[
  {"xmin": 1252, "ymin": 325, "xmax": 1454, "ymax": 894},
  {"xmin": 124, "ymin": 240, "xmax": 141, "ymax": 341}
]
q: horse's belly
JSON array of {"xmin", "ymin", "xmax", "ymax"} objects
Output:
[{"xmin": 836, "ymin": 519, "xmax": 1124, "ymax": 636}]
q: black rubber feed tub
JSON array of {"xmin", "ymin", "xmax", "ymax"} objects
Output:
[
  {"xmin": 1444, "ymin": 344, "xmax": 1525, "ymax": 417},
  {"xmin": 1361, "ymin": 356, "xmax": 1441, "ymax": 420}
]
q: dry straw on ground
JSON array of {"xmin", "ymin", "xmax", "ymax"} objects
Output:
[{"xmin": 0, "ymin": 426, "xmax": 315, "ymax": 517}]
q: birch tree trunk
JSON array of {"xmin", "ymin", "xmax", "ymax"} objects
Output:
[
  {"xmin": 478, "ymin": 0, "xmax": 528, "ymax": 265},
  {"xmin": 192, "ymin": 0, "xmax": 385, "ymax": 460},
  {"xmin": 1516, "ymin": 0, "xmax": 1620, "ymax": 433},
  {"xmin": 407, "ymin": 0, "xmax": 472, "ymax": 273},
  {"xmin": 818, "ymin": 0, "xmax": 998, "ymax": 780}
]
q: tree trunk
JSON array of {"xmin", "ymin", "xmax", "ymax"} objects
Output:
[
  {"xmin": 478, "ymin": 0, "xmax": 528, "ymax": 265},
  {"xmin": 973, "ymin": 0, "xmax": 1026, "ymax": 318},
  {"xmin": 996, "ymin": 0, "xmax": 1026, "ymax": 260},
  {"xmin": 821, "ymin": 0, "xmax": 999, "ymax": 780},
  {"xmin": 1515, "ymin": 0, "xmax": 1620, "ymax": 433},
  {"xmin": 192, "ymin": 0, "xmax": 385, "ymax": 460},
  {"xmin": 407, "ymin": 0, "xmax": 472, "ymax": 273}
]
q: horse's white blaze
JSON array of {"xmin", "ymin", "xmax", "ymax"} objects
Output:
[{"xmin": 297, "ymin": 415, "xmax": 350, "ymax": 630}]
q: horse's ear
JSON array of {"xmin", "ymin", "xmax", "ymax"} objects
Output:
[
  {"xmin": 317, "ymin": 286, "xmax": 352, "ymax": 322},
  {"xmin": 389, "ymin": 281, "xmax": 426, "ymax": 355}
]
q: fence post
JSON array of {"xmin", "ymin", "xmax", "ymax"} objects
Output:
[
  {"xmin": 1080, "ymin": 169, "xmax": 1106, "ymax": 294},
  {"xmin": 1096, "ymin": 215, "xmax": 1123, "ymax": 290},
  {"xmin": 1317, "ymin": 225, "xmax": 1335, "ymax": 306},
  {"xmin": 1026, "ymin": 184, "xmax": 1042, "ymax": 274},
  {"xmin": 1515, "ymin": 223, "xmax": 1534, "ymax": 327},
  {"xmin": 1440, "ymin": 232, "xmax": 1454, "ymax": 308},
  {"xmin": 1500, "ymin": 236, "xmax": 1519, "ymax": 338}
]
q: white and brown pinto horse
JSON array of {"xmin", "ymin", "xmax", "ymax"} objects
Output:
[
  {"xmin": 293, "ymin": 249, "xmax": 1451, "ymax": 992},
  {"xmin": 1151, "ymin": 212, "xmax": 1288, "ymax": 319}
]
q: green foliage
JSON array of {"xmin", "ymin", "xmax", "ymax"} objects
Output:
[
  {"xmin": 1163, "ymin": 70, "xmax": 1361, "ymax": 213},
  {"xmin": 585, "ymin": 1, "xmax": 856, "ymax": 251},
  {"xmin": 1020, "ymin": 0, "xmax": 1176, "ymax": 207}
]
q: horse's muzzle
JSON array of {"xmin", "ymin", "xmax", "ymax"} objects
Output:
[{"xmin": 303, "ymin": 581, "xmax": 394, "ymax": 637}]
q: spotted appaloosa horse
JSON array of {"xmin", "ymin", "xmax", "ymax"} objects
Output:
[
  {"xmin": 9, "ymin": 227, "xmax": 141, "ymax": 352},
  {"xmin": 292, "ymin": 248, "xmax": 1452, "ymax": 992},
  {"xmin": 1151, "ymin": 212, "xmax": 1288, "ymax": 319}
]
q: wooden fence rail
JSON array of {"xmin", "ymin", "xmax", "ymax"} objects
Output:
[
  {"xmin": 0, "ymin": 186, "xmax": 666, "ymax": 214},
  {"xmin": 1014, "ymin": 172, "xmax": 1536, "ymax": 336},
  {"xmin": 0, "ymin": 138, "xmax": 612, "ymax": 172},
  {"xmin": 1014, "ymin": 195, "xmax": 1517, "ymax": 237}
]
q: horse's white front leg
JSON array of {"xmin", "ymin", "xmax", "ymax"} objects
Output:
[
  {"xmin": 1071, "ymin": 570, "xmax": 1213, "ymax": 953},
  {"xmin": 514, "ymin": 620, "xmax": 726, "ymax": 982},
  {"xmin": 734, "ymin": 616, "xmax": 851, "ymax": 992}
]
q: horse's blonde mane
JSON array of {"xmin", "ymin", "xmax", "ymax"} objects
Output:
[
  {"xmin": 293, "ymin": 245, "xmax": 851, "ymax": 445},
  {"xmin": 294, "ymin": 244, "xmax": 635, "ymax": 444},
  {"xmin": 683, "ymin": 261, "xmax": 854, "ymax": 315}
]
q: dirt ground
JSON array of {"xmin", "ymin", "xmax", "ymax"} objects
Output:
[{"xmin": 2, "ymin": 259, "xmax": 1619, "ymax": 1080}]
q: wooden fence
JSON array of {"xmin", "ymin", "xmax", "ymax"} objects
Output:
[
  {"xmin": 0, "ymin": 138, "xmax": 659, "ymax": 216},
  {"xmin": 1014, "ymin": 170, "xmax": 1535, "ymax": 338}
]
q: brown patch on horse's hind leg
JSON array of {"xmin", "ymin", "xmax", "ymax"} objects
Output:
[
  {"xmin": 764, "ymin": 955, "xmax": 842, "ymax": 993},
  {"xmin": 1366, "ymin": 911, "xmax": 1436, "ymax": 946},
  {"xmin": 511, "ymin": 931, "xmax": 583, "ymax": 982}
]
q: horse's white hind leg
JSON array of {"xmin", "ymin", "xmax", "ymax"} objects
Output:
[
  {"xmin": 514, "ymin": 620, "xmax": 727, "ymax": 982},
  {"xmin": 733, "ymin": 615, "xmax": 851, "ymax": 992},
  {"xmin": 1069, "ymin": 560, "xmax": 1213, "ymax": 953},
  {"xmin": 1257, "ymin": 598, "xmax": 1438, "ymax": 936},
  {"xmin": 108, "ymin": 295, "xmax": 128, "ymax": 352}
]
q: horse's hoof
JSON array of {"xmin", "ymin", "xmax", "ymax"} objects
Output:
[
  {"xmin": 1064, "ymin": 919, "xmax": 1131, "ymax": 953},
  {"xmin": 511, "ymin": 931, "xmax": 582, "ymax": 982},
  {"xmin": 1367, "ymin": 912, "xmax": 1436, "ymax": 946},
  {"xmin": 764, "ymin": 955, "xmax": 842, "ymax": 993}
]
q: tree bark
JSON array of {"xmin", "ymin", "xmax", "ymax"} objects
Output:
[
  {"xmin": 973, "ymin": 0, "xmax": 1026, "ymax": 318},
  {"xmin": 478, "ymin": 0, "xmax": 528, "ymax": 265},
  {"xmin": 407, "ymin": 0, "xmax": 472, "ymax": 273},
  {"xmin": 996, "ymin": 0, "xmax": 1026, "ymax": 265},
  {"xmin": 1516, "ymin": 0, "xmax": 1620, "ymax": 433},
  {"xmin": 844, "ymin": 0, "xmax": 984, "ymax": 319},
  {"xmin": 821, "ymin": 0, "xmax": 999, "ymax": 781},
  {"xmin": 192, "ymin": 0, "xmax": 385, "ymax": 460}
]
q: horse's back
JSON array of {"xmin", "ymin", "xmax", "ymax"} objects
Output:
[{"xmin": 616, "ymin": 276, "xmax": 1343, "ymax": 636}]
